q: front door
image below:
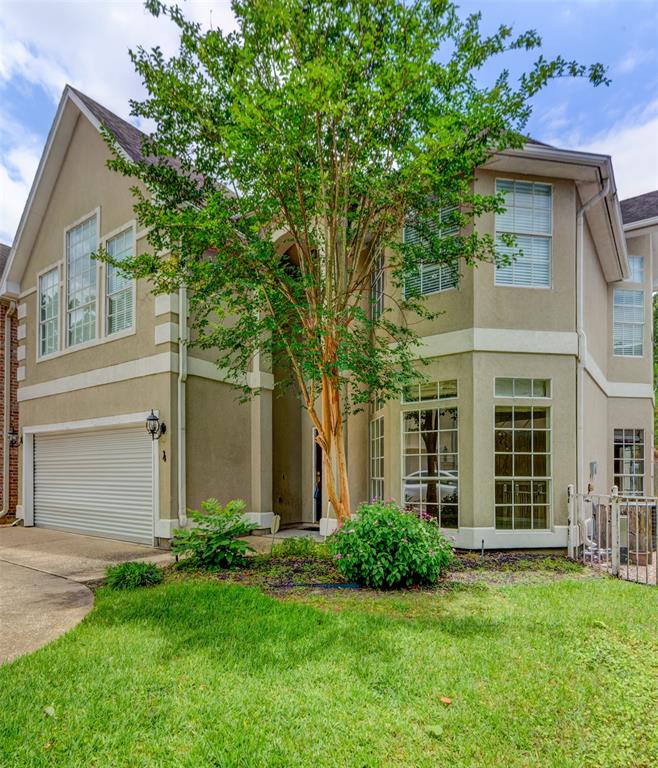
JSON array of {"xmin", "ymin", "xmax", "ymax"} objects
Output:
[{"xmin": 313, "ymin": 430, "xmax": 323, "ymax": 522}]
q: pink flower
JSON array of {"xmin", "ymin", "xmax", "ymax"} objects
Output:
[{"xmin": 334, "ymin": 553, "xmax": 343, "ymax": 560}]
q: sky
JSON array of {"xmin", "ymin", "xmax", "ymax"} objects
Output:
[{"xmin": 0, "ymin": 0, "xmax": 657, "ymax": 245}]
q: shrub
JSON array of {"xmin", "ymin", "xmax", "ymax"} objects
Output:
[
  {"xmin": 106, "ymin": 561, "xmax": 164, "ymax": 590},
  {"xmin": 270, "ymin": 537, "xmax": 330, "ymax": 560},
  {"xmin": 172, "ymin": 498, "xmax": 257, "ymax": 568},
  {"xmin": 329, "ymin": 501, "xmax": 454, "ymax": 589}
]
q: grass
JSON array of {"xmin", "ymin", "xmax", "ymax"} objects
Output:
[{"xmin": 1, "ymin": 572, "xmax": 657, "ymax": 767}]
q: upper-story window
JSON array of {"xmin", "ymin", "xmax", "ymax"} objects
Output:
[
  {"xmin": 613, "ymin": 288, "xmax": 644, "ymax": 357},
  {"xmin": 106, "ymin": 228, "xmax": 135, "ymax": 335},
  {"xmin": 495, "ymin": 378, "xmax": 551, "ymax": 398},
  {"xmin": 626, "ymin": 256, "xmax": 644, "ymax": 284},
  {"xmin": 404, "ymin": 208, "xmax": 459, "ymax": 297},
  {"xmin": 371, "ymin": 253, "xmax": 384, "ymax": 320},
  {"xmin": 495, "ymin": 179, "xmax": 552, "ymax": 288},
  {"xmin": 66, "ymin": 215, "xmax": 97, "ymax": 347},
  {"xmin": 38, "ymin": 268, "xmax": 59, "ymax": 357}
]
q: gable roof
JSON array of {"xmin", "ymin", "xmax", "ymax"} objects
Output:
[
  {"xmin": 621, "ymin": 190, "xmax": 658, "ymax": 226},
  {"xmin": 68, "ymin": 87, "xmax": 147, "ymax": 163},
  {"xmin": 0, "ymin": 85, "xmax": 147, "ymax": 297},
  {"xmin": 0, "ymin": 244, "xmax": 10, "ymax": 276}
]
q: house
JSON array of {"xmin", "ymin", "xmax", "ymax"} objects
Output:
[
  {"xmin": 1, "ymin": 85, "xmax": 655, "ymax": 549},
  {"xmin": 0, "ymin": 242, "xmax": 19, "ymax": 520}
]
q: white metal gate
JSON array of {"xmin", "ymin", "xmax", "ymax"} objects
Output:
[
  {"xmin": 568, "ymin": 485, "xmax": 657, "ymax": 585},
  {"xmin": 34, "ymin": 427, "xmax": 154, "ymax": 545}
]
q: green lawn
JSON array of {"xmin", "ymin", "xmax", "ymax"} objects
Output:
[{"xmin": 1, "ymin": 575, "xmax": 657, "ymax": 767}]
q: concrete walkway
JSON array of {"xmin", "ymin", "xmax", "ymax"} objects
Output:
[{"xmin": 0, "ymin": 526, "xmax": 175, "ymax": 665}]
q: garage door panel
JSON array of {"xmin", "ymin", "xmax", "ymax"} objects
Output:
[{"xmin": 34, "ymin": 427, "xmax": 154, "ymax": 545}]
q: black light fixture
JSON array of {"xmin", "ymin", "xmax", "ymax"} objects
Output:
[
  {"xmin": 146, "ymin": 410, "xmax": 166, "ymax": 440},
  {"xmin": 8, "ymin": 427, "xmax": 21, "ymax": 448}
]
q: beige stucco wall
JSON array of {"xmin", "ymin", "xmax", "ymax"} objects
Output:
[
  {"xmin": 583, "ymin": 372, "xmax": 609, "ymax": 495},
  {"xmin": 583, "ymin": 221, "xmax": 609, "ymax": 374},
  {"xmin": 184, "ymin": 374, "xmax": 252, "ymax": 512},
  {"xmin": 607, "ymin": 397, "xmax": 654, "ymax": 496},
  {"xmin": 472, "ymin": 171, "xmax": 576, "ymax": 333}
]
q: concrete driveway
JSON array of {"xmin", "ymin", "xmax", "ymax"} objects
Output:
[{"xmin": 0, "ymin": 526, "xmax": 174, "ymax": 665}]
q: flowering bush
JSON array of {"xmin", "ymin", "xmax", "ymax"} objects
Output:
[{"xmin": 329, "ymin": 500, "xmax": 454, "ymax": 589}]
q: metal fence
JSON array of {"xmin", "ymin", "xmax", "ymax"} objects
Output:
[{"xmin": 567, "ymin": 485, "xmax": 657, "ymax": 586}]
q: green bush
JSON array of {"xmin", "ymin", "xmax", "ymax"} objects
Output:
[
  {"xmin": 105, "ymin": 561, "xmax": 164, "ymax": 590},
  {"xmin": 329, "ymin": 501, "xmax": 454, "ymax": 589},
  {"xmin": 172, "ymin": 498, "xmax": 257, "ymax": 568},
  {"xmin": 271, "ymin": 537, "xmax": 330, "ymax": 560}
]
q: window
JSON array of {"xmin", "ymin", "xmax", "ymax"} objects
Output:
[
  {"xmin": 106, "ymin": 228, "xmax": 134, "ymax": 335},
  {"xmin": 613, "ymin": 289, "xmax": 644, "ymax": 357},
  {"xmin": 404, "ymin": 208, "xmax": 459, "ymax": 297},
  {"xmin": 494, "ymin": 406, "xmax": 551, "ymax": 530},
  {"xmin": 371, "ymin": 253, "xmax": 384, "ymax": 320},
  {"xmin": 66, "ymin": 216, "xmax": 97, "ymax": 346},
  {"xmin": 369, "ymin": 416, "xmax": 384, "ymax": 500},
  {"xmin": 403, "ymin": 379, "xmax": 458, "ymax": 403},
  {"xmin": 495, "ymin": 180, "xmax": 552, "ymax": 288},
  {"xmin": 38, "ymin": 268, "xmax": 59, "ymax": 357},
  {"xmin": 613, "ymin": 429, "xmax": 644, "ymax": 495},
  {"xmin": 626, "ymin": 256, "xmax": 644, "ymax": 284},
  {"xmin": 402, "ymin": 406, "xmax": 458, "ymax": 528},
  {"xmin": 495, "ymin": 378, "xmax": 551, "ymax": 398}
]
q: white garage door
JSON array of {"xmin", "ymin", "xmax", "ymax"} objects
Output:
[{"xmin": 34, "ymin": 427, "xmax": 154, "ymax": 545}]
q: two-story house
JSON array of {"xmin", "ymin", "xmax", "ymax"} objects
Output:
[
  {"xmin": 1, "ymin": 85, "xmax": 655, "ymax": 549},
  {"xmin": 0, "ymin": 242, "xmax": 19, "ymax": 521}
]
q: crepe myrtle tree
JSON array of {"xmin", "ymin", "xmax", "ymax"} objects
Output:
[{"xmin": 101, "ymin": 0, "xmax": 607, "ymax": 524}]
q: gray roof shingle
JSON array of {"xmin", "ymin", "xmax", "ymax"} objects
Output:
[
  {"xmin": 0, "ymin": 243, "xmax": 10, "ymax": 275},
  {"xmin": 620, "ymin": 190, "xmax": 658, "ymax": 224},
  {"xmin": 70, "ymin": 86, "xmax": 147, "ymax": 163}
]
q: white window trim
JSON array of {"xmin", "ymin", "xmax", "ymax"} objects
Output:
[
  {"xmin": 493, "ymin": 402, "xmax": 553, "ymax": 531},
  {"xmin": 612, "ymin": 287, "xmax": 645, "ymax": 358},
  {"xmin": 369, "ymin": 415, "xmax": 385, "ymax": 500},
  {"xmin": 494, "ymin": 178, "xmax": 554, "ymax": 290},
  {"xmin": 103, "ymin": 221, "xmax": 137, "ymax": 338},
  {"xmin": 625, "ymin": 255, "xmax": 644, "ymax": 285},
  {"xmin": 613, "ymin": 428, "xmax": 645, "ymax": 496},
  {"xmin": 403, "ymin": 209, "xmax": 461, "ymax": 298},
  {"xmin": 35, "ymin": 261, "xmax": 63, "ymax": 362},
  {"xmin": 400, "ymin": 399, "xmax": 460, "ymax": 529},
  {"xmin": 63, "ymin": 208, "xmax": 100, "ymax": 349},
  {"xmin": 36, "ymin": 213, "xmax": 137, "ymax": 364},
  {"xmin": 493, "ymin": 377, "xmax": 553, "ymax": 399}
]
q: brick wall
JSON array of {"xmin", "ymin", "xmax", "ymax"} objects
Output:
[{"xmin": 0, "ymin": 303, "xmax": 19, "ymax": 516}]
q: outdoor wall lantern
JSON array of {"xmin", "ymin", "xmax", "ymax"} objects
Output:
[
  {"xmin": 146, "ymin": 410, "xmax": 166, "ymax": 440},
  {"xmin": 7, "ymin": 428, "xmax": 21, "ymax": 448}
]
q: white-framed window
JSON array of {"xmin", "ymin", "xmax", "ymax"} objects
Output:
[
  {"xmin": 495, "ymin": 378, "xmax": 551, "ymax": 398},
  {"xmin": 106, "ymin": 228, "xmax": 135, "ymax": 335},
  {"xmin": 494, "ymin": 405, "xmax": 551, "ymax": 530},
  {"xmin": 371, "ymin": 253, "xmax": 384, "ymax": 320},
  {"xmin": 404, "ymin": 208, "xmax": 459, "ymax": 297},
  {"xmin": 66, "ymin": 215, "xmax": 97, "ymax": 347},
  {"xmin": 369, "ymin": 416, "xmax": 384, "ymax": 500},
  {"xmin": 495, "ymin": 179, "xmax": 552, "ymax": 288},
  {"xmin": 403, "ymin": 379, "xmax": 458, "ymax": 403},
  {"xmin": 626, "ymin": 256, "xmax": 644, "ymax": 284},
  {"xmin": 613, "ymin": 288, "xmax": 644, "ymax": 357},
  {"xmin": 38, "ymin": 267, "xmax": 59, "ymax": 357},
  {"xmin": 613, "ymin": 429, "xmax": 644, "ymax": 496},
  {"xmin": 402, "ymin": 405, "xmax": 458, "ymax": 528}
]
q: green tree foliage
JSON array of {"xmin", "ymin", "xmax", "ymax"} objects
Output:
[{"xmin": 102, "ymin": 0, "xmax": 607, "ymax": 522}]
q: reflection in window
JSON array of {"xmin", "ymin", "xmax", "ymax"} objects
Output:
[
  {"xmin": 613, "ymin": 429, "xmax": 644, "ymax": 496},
  {"xmin": 494, "ymin": 405, "xmax": 551, "ymax": 530},
  {"xmin": 402, "ymin": 407, "xmax": 458, "ymax": 528}
]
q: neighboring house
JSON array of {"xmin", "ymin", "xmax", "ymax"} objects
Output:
[
  {"xmin": 0, "ymin": 85, "xmax": 655, "ymax": 549},
  {"xmin": 0, "ymin": 243, "xmax": 19, "ymax": 520}
]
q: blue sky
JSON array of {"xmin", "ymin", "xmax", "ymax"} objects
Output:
[{"xmin": 1, "ymin": 0, "xmax": 657, "ymax": 244}]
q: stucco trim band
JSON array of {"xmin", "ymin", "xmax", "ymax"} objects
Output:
[
  {"xmin": 418, "ymin": 328, "xmax": 579, "ymax": 359},
  {"xmin": 584, "ymin": 353, "xmax": 654, "ymax": 400},
  {"xmin": 452, "ymin": 525, "xmax": 568, "ymax": 549}
]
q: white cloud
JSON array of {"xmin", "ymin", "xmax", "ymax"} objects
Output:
[
  {"xmin": 0, "ymin": 0, "xmax": 237, "ymax": 243},
  {"xmin": 574, "ymin": 103, "xmax": 658, "ymax": 199}
]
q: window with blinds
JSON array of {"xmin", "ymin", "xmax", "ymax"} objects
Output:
[
  {"xmin": 495, "ymin": 180, "xmax": 552, "ymax": 288},
  {"xmin": 613, "ymin": 288, "xmax": 644, "ymax": 357},
  {"xmin": 404, "ymin": 208, "xmax": 459, "ymax": 297},
  {"xmin": 626, "ymin": 256, "xmax": 644, "ymax": 284},
  {"xmin": 106, "ymin": 228, "xmax": 135, "ymax": 335}
]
